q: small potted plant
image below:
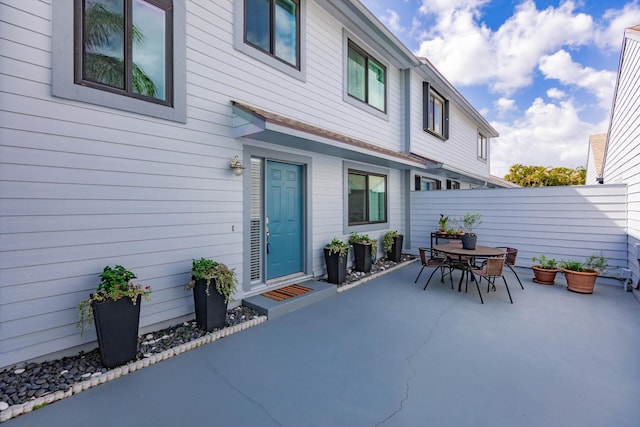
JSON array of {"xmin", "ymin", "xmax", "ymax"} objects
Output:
[
  {"xmin": 438, "ymin": 214, "xmax": 449, "ymax": 233},
  {"xmin": 459, "ymin": 212, "xmax": 482, "ymax": 250},
  {"xmin": 77, "ymin": 265, "xmax": 151, "ymax": 368},
  {"xmin": 531, "ymin": 254, "xmax": 559, "ymax": 285},
  {"xmin": 324, "ymin": 238, "xmax": 350, "ymax": 284},
  {"xmin": 560, "ymin": 252, "xmax": 608, "ymax": 294},
  {"xmin": 382, "ymin": 230, "xmax": 404, "ymax": 262},
  {"xmin": 187, "ymin": 258, "xmax": 238, "ymax": 331},
  {"xmin": 349, "ymin": 232, "xmax": 377, "ymax": 273}
]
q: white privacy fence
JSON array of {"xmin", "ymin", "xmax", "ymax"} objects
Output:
[{"xmin": 408, "ymin": 184, "xmax": 629, "ymax": 284}]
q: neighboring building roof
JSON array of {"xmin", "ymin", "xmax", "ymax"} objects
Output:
[
  {"xmin": 589, "ymin": 133, "xmax": 607, "ymax": 177},
  {"xmin": 488, "ymin": 175, "xmax": 520, "ymax": 188}
]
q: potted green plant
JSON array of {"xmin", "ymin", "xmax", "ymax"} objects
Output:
[
  {"xmin": 560, "ymin": 252, "xmax": 608, "ymax": 294},
  {"xmin": 324, "ymin": 238, "xmax": 350, "ymax": 284},
  {"xmin": 349, "ymin": 232, "xmax": 377, "ymax": 273},
  {"xmin": 438, "ymin": 214, "xmax": 449, "ymax": 233},
  {"xmin": 459, "ymin": 212, "xmax": 482, "ymax": 250},
  {"xmin": 77, "ymin": 265, "xmax": 151, "ymax": 368},
  {"xmin": 382, "ymin": 230, "xmax": 404, "ymax": 262},
  {"xmin": 531, "ymin": 254, "xmax": 559, "ymax": 285},
  {"xmin": 186, "ymin": 258, "xmax": 238, "ymax": 331}
]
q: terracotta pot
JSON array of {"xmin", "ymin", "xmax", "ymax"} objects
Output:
[
  {"xmin": 532, "ymin": 266, "xmax": 559, "ymax": 285},
  {"xmin": 562, "ymin": 269, "xmax": 599, "ymax": 294}
]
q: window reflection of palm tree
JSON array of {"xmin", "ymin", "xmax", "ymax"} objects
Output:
[{"xmin": 84, "ymin": 3, "xmax": 156, "ymax": 97}]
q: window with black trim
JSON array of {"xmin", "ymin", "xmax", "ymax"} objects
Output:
[
  {"xmin": 75, "ymin": 0, "xmax": 173, "ymax": 105},
  {"xmin": 478, "ymin": 133, "xmax": 488, "ymax": 160},
  {"xmin": 415, "ymin": 176, "xmax": 441, "ymax": 191},
  {"xmin": 446, "ymin": 179, "xmax": 460, "ymax": 190},
  {"xmin": 347, "ymin": 41, "xmax": 386, "ymax": 112},
  {"xmin": 348, "ymin": 170, "xmax": 387, "ymax": 225},
  {"xmin": 245, "ymin": 0, "xmax": 300, "ymax": 68},
  {"xmin": 423, "ymin": 82, "xmax": 449, "ymax": 139}
]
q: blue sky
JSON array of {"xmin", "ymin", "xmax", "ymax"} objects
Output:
[{"xmin": 358, "ymin": 0, "xmax": 640, "ymax": 177}]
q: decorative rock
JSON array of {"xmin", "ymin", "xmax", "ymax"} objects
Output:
[
  {"xmin": 0, "ymin": 401, "xmax": 9, "ymax": 411},
  {"xmin": 0, "ymin": 305, "xmax": 264, "ymax": 417}
]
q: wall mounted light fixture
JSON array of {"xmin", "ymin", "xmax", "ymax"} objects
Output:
[{"xmin": 230, "ymin": 155, "xmax": 245, "ymax": 176}]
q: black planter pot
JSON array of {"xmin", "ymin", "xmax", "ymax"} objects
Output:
[
  {"xmin": 352, "ymin": 243, "xmax": 372, "ymax": 273},
  {"xmin": 461, "ymin": 234, "xmax": 477, "ymax": 250},
  {"xmin": 324, "ymin": 247, "xmax": 349, "ymax": 284},
  {"xmin": 92, "ymin": 295, "xmax": 141, "ymax": 369},
  {"xmin": 386, "ymin": 235, "xmax": 404, "ymax": 262},
  {"xmin": 193, "ymin": 278, "xmax": 227, "ymax": 332}
]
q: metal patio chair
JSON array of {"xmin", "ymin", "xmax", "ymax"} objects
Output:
[
  {"xmin": 470, "ymin": 256, "xmax": 513, "ymax": 304},
  {"xmin": 496, "ymin": 246, "xmax": 524, "ymax": 289},
  {"xmin": 416, "ymin": 248, "xmax": 454, "ymax": 290}
]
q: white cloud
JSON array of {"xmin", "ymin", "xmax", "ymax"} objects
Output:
[
  {"xmin": 379, "ymin": 9, "xmax": 404, "ymax": 34},
  {"xmin": 415, "ymin": 0, "xmax": 594, "ymax": 94},
  {"xmin": 595, "ymin": 1, "xmax": 640, "ymax": 52},
  {"xmin": 539, "ymin": 50, "xmax": 617, "ymax": 108},
  {"xmin": 490, "ymin": 97, "xmax": 608, "ymax": 177},
  {"xmin": 546, "ymin": 88, "xmax": 566, "ymax": 99},
  {"xmin": 495, "ymin": 97, "xmax": 517, "ymax": 115}
]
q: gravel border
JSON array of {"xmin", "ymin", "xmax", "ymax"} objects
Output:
[
  {"xmin": 338, "ymin": 254, "xmax": 418, "ymax": 293},
  {"xmin": 0, "ymin": 307, "xmax": 266, "ymax": 423},
  {"xmin": 0, "ymin": 256, "xmax": 417, "ymax": 422}
]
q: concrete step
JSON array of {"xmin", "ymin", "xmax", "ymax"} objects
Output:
[{"xmin": 243, "ymin": 280, "xmax": 336, "ymax": 319}]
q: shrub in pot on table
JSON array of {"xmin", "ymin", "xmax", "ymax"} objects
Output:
[
  {"xmin": 459, "ymin": 212, "xmax": 482, "ymax": 250},
  {"xmin": 531, "ymin": 254, "xmax": 559, "ymax": 285},
  {"xmin": 187, "ymin": 258, "xmax": 237, "ymax": 331},
  {"xmin": 324, "ymin": 238, "xmax": 350, "ymax": 284},
  {"xmin": 77, "ymin": 265, "xmax": 151, "ymax": 368}
]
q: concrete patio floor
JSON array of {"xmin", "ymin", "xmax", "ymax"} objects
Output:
[{"xmin": 6, "ymin": 263, "xmax": 640, "ymax": 426}]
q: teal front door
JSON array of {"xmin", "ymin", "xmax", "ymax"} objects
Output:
[{"xmin": 266, "ymin": 161, "xmax": 303, "ymax": 279}]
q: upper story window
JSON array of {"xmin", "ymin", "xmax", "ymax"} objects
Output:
[
  {"xmin": 347, "ymin": 41, "xmax": 386, "ymax": 112},
  {"xmin": 423, "ymin": 82, "xmax": 449, "ymax": 139},
  {"xmin": 76, "ymin": 0, "xmax": 173, "ymax": 105},
  {"xmin": 478, "ymin": 133, "xmax": 488, "ymax": 160},
  {"xmin": 245, "ymin": 0, "xmax": 300, "ymax": 68},
  {"xmin": 348, "ymin": 169, "xmax": 387, "ymax": 225}
]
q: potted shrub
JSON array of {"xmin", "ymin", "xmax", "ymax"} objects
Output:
[
  {"xmin": 349, "ymin": 232, "xmax": 377, "ymax": 273},
  {"xmin": 560, "ymin": 252, "xmax": 608, "ymax": 294},
  {"xmin": 77, "ymin": 265, "xmax": 151, "ymax": 368},
  {"xmin": 382, "ymin": 230, "xmax": 404, "ymax": 262},
  {"xmin": 531, "ymin": 254, "xmax": 559, "ymax": 285},
  {"xmin": 324, "ymin": 238, "xmax": 350, "ymax": 284},
  {"xmin": 437, "ymin": 214, "xmax": 449, "ymax": 233},
  {"xmin": 459, "ymin": 212, "xmax": 482, "ymax": 250},
  {"xmin": 186, "ymin": 258, "xmax": 238, "ymax": 332}
]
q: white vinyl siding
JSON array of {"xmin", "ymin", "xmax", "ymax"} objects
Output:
[
  {"xmin": 410, "ymin": 185, "xmax": 628, "ymax": 281},
  {"xmin": 0, "ymin": 0, "xmax": 410, "ymax": 368},
  {"xmin": 603, "ymin": 29, "xmax": 640, "ymax": 285}
]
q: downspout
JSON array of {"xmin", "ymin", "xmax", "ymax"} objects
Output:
[{"xmin": 403, "ymin": 68, "xmax": 413, "ymax": 250}]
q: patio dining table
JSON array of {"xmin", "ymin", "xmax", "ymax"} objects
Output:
[{"xmin": 432, "ymin": 244, "xmax": 505, "ymax": 292}]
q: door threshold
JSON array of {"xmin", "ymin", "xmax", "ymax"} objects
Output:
[{"xmin": 245, "ymin": 273, "xmax": 313, "ymax": 297}]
